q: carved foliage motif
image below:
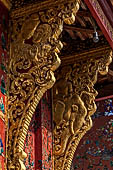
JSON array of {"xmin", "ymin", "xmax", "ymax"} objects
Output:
[
  {"xmin": 8, "ymin": 1, "xmax": 80, "ymax": 169},
  {"xmin": 53, "ymin": 49, "xmax": 112, "ymax": 170}
]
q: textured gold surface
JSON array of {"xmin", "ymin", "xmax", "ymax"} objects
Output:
[
  {"xmin": 7, "ymin": 0, "xmax": 113, "ymax": 170},
  {"xmin": 7, "ymin": 1, "xmax": 80, "ymax": 169},
  {"xmin": 53, "ymin": 49, "xmax": 112, "ymax": 170}
]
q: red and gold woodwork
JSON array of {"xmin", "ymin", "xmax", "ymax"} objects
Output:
[
  {"xmin": 53, "ymin": 48, "xmax": 112, "ymax": 170},
  {"xmin": 7, "ymin": 0, "xmax": 80, "ymax": 169},
  {"xmin": 0, "ymin": 0, "xmax": 113, "ymax": 170}
]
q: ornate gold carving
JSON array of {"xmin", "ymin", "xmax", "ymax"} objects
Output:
[
  {"xmin": 7, "ymin": 1, "xmax": 80, "ymax": 169},
  {"xmin": 53, "ymin": 49, "xmax": 112, "ymax": 170}
]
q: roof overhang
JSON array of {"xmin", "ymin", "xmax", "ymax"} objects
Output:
[{"xmin": 84, "ymin": 0, "xmax": 113, "ymax": 50}]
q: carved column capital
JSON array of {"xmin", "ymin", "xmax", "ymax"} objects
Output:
[
  {"xmin": 53, "ymin": 49, "xmax": 112, "ymax": 170},
  {"xmin": 7, "ymin": 1, "xmax": 80, "ymax": 169}
]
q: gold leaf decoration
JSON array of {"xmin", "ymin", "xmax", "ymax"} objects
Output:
[
  {"xmin": 8, "ymin": 1, "xmax": 80, "ymax": 169},
  {"xmin": 53, "ymin": 49, "xmax": 112, "ymax": 170}
]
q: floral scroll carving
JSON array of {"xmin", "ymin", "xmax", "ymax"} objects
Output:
[
  {"xmin": 53, "ymin": 49, "xmax": 112, "ymax": 170},
  {"xmin": 7, "ymin": 1, "xmax": 80, "ymax": 169}
]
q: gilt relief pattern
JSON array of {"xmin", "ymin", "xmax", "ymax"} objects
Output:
[
  {"xmin": 7, "ymin": 1, "xmax": 80, "ymax": 169},
  {"xmin": 53, "ymin": 49, "xmax": 112, "ymax": 170}
]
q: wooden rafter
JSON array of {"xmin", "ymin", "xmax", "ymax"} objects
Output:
[{"xmin": 64, "ymin": 25, "xmax": 102, "ymax": 35}]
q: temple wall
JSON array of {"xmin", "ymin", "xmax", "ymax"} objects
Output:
[
  {"xmin": 0, "ymin": 2, "xmax": 8, "ymax": 170},
  {"xmin": 72, "ymin": 97, "xmax": 113, "ymax": 170}
]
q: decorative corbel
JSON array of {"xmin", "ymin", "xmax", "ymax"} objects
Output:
[
  {"xmin": 53, "ymin": 49, "xmax": 112, "ymax": 170},
  {"xmin": 7, "ymin": 0, "xmax": 80, "ymax": 169}
]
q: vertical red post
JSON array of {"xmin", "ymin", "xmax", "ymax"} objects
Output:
[
  {"xmin": 24, "ymin": 90, "xmax": 53, "ymax": 170},
  {"xmin": 41, "ymin": 91, "xmax": 52, "ymax": 170}
]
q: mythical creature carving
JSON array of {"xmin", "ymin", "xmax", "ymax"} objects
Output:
[
  {"xmin": 53, "ymin": 50, "xmax": 112, "ymax": 170},
  {"xmin": 7, "ymin": 1, "xmax": 80, "ymax": 169}
]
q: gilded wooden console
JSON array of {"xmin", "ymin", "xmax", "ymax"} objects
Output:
[
  {"xmin": 2, "ymin": 0, "xmax": 112, "ymax": 169},
  {"xmin": 53, "ymin": 48, "xmax": 112, "ymax": 170},
  {"xmin": 7, "ymin": 0, "xmax": 80, "ymax": 169}
]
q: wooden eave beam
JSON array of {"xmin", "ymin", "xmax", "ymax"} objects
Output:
[
  {"xmin": 64, "ymin": 25, "xmax": 102, "ymax": 35},
  {"xmin": 60, "ymin": 45, "xmax": 111, "ymax": 66},
  {"xmin": 10, "ymin": 0, "xmax": 77, "ymax": 19}
]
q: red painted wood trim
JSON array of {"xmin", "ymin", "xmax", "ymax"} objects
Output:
[
  {"xmin": 98, "ymin": 0, "xmax": 113, "ymax": 28},
  {"xmin": 84, "ymin": 0, "xmax": 113, "ymax": 50},
  {"xmin": 107, "ymin": 0, "xmax": 113, "ymax": 12},
  {"xmin": 95, "ymin": 95, "xmax": 113, "ymax": 102}
]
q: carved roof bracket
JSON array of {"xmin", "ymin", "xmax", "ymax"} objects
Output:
[
  {"xmin": 53, "ymin": 48, "xmax": 112, "ymax": 170},
  {"xmin": 7, "ymin": 0, "xmax": 80, "ymax": 169}
]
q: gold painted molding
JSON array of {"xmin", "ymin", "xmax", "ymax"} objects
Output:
[
  {"xmin": 60, "ymin": 45, "xmax": 111, "ymax": 65},
  {"xmin": 10, "ymin": 0, "xmax": 79, "ymax": 19},
  {"xmin": 53, "ymin": 48, "xmax": 112, "ymax": 170},
  {"xmin": 0, "ymin": 0, "xmax": 11, "ymax": 9},
  {"xmin": 7, "ymin": 1, "xmax": 80, "ymax": 169}
]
